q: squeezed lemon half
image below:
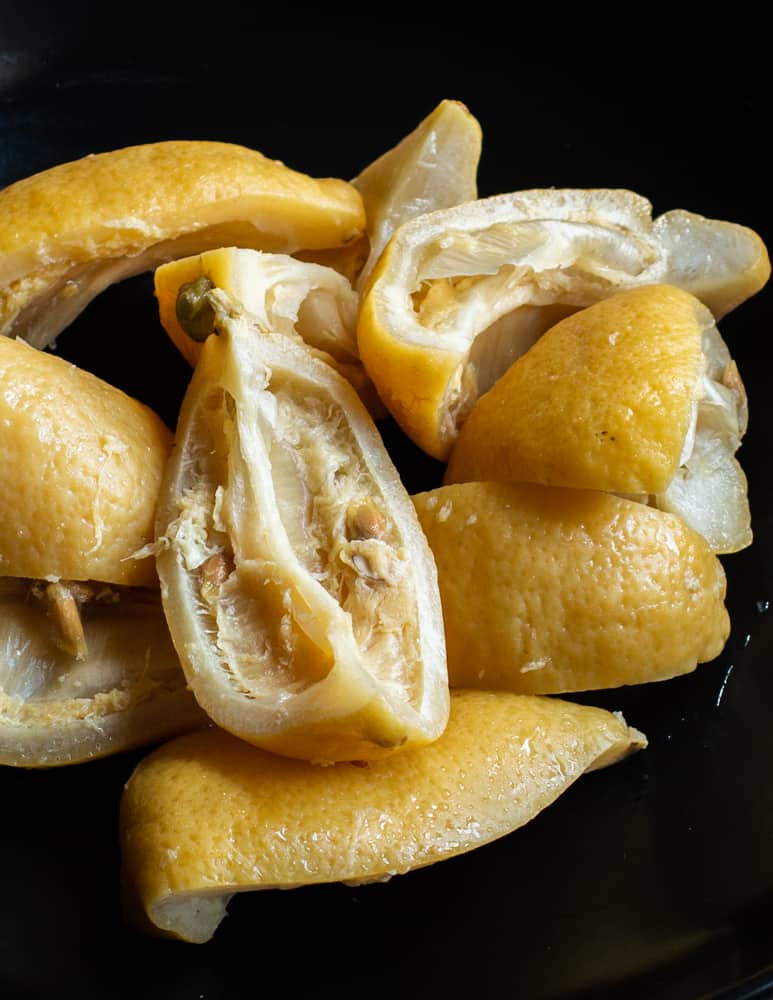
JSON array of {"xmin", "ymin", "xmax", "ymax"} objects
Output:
[
  {"xmin": 155, "ymin": 292, "xmax": 449, "ymax": 764},
  {"xmin": 357, "ymin": 189, "xmax": 768, "ymax": 460}
]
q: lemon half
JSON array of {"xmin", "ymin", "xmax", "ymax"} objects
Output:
[
  {"xmin": 357, "ymin": 189, "xmax": 768, "ymax": 460},
  {"xmin": 0, "ymin": 336, "xmax": 172, "ymax": 585},
  {"xmin": 445, "ymin": 284, "xmax": 751, "ymax": 554},
  {"xmin": 155, "ymin": 293, "xmax": 449, "ymax": 764}
]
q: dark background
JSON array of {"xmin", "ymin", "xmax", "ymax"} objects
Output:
[{"xmin": 1, "ymin": 10, "xmax": 771, "ymax": 1000}]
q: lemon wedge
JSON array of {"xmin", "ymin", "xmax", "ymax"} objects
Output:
[
  {"xmin": 0, "ymin": 140, "xmax": 365, "ymax": 349},
  {"xmin": 445, "ymin": 284, "xmax": 751, "ymax": 554},
  {"xmin": 120, "ymin": 689, "xmax": 646, "ymax": 943},
  {"xmin": 0, "ymin": 335, "xmax": 171, "ymax": 586},
  {"xmin": 352, "ymin": 98, "xmax": 482, "ymax": 290},
  {"xmin": 414, "ymin": 482, "xmax": 729, "ymax": 694},
  {"xmin": 153, "ymin": 246, "xmax": 383, "ymax": 416},
  {"xmin": 357, "ymin": 188, "xmax": 769, "ymax": 460},
  {"xmin": 0, "ymin": 336, "xmax": 203, "ymax": 766},
  {"xmin": 298, "ymin": 99, "xmax": 482, "ymax": 290},
  {"xmin": 154, "ymin": 291, "xmax": 448, "ymax": 764}
]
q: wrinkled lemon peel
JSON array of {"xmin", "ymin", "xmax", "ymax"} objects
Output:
[
  {"xmin": 0, "ymin": 140, "xmax": 365, "ymax": 349},
  {"xmin": 120, "ymin": 689, "xmax": 646, "ymax": 943},
  {"xmin": 154, "ymin": 294, "xmax": 448, "ymax": 763},
  {"xmin": 357, "ymin": 188, "xmax": 769, "ymax": 459},
  {"xmin": 414, "ymin": 482, "xmax": 729, "ymax": 694}
]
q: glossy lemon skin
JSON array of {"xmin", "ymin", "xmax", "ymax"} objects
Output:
[
  {"xmin": 0, "ymin": 140, "xmax": 365, "ymax": 347},
  {"xmin": 120, "ymin": 689, "xmax": 645, "ymax": 942},
  {"xmin": 0, "ymin": 337, "xmax": 172, "ymax": 586},
  {"xmin": 0, "ymin": 140, "xmax": 365, "ymax": 281},
  {"xmin": 445, "ymin": 285, "xmax": 705, "ymax": 492},
  {"xmin": 414, "ymin": 481, "xmax": 729, "ymax": 693}
]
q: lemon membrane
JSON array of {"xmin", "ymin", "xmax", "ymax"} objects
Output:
[{"xmin": 351, "ymin": 98, "xmax": 482, "ymax": 290}]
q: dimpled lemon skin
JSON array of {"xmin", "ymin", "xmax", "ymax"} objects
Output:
[
  {"xmin": 120, "ymin": 689, "xmax": 645, "ymax": 943},
  {"xmin": 445, "ymin": 284, "xmax": 705, "ymax": 492},
  {"xmin": 0, "ymin": 337, "xmax": 172, "ymax": 586},
  {"xmin": 414, "ymin": 482, "xmax": 729, "ymax": 694}
]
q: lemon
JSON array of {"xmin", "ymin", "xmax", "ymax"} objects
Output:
[
  {"xmin": 119, "ymin": 689, "xmax": 646, "ymax": 943},
  {"xmin": 414, "ymin": 482, "xmax": 729, "ymax": 694},
  {"xmin": 0, "ymin": 140, "xmax": 365, "ymax": 349},
  {"xmin": 0, "ymin": 337, "xmax": 203, "ymax": 766},
  {"xmin": 154, "ymin": 292, "xmax": 449, "ymax": 764},
  {"xmin": 153, "ymin": 246, "xmax": 383, "ymax": 417},
  {"xmin": 351, "ymin": 98, "xmax": 482, "ymax": 290},
  {"xmin": 0, "ymin": 335, "xmax": 172, "ymax": 586},
  {"xmin": 444, "ymin": 284, "xmax": 751, "ymax": 554},
  {"xmin": 357, "ymin": 188, "xmax": 768, "ymax": 460},
  {"xmin": 0, "ymin": 579, "xmax": 205, "ymax": 768},
  {"xmin": 298, "ymin": 99, "xmax": 482, "ymax": 290}
]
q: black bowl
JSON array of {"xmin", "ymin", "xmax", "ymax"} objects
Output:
[{"xmin": 1, "ymin": 18, "xmax": 771, "ymax": 1000}]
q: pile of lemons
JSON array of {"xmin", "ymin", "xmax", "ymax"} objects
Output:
[{"xmin": 0, "ymin": 99, "xmax": 767, "ymax": 943}]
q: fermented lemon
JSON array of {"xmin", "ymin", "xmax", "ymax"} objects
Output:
[
  {"xmin": 351, "ymin": 98, "xmax": 482, "ymax": 290},
  {"xmin": 298, "ymin": 98, "xmax": 482, "ymax": 289},
  {"xmin": 120, "ymin": 689, "xmax": 646, "ymax": 943},
  {"xmin": 414, "ymin": 482, "xmax": 729, "ymax": 694},
  {"xmin": 357, "ymin": 189, "xmax": 768, "ymax": 460},
  {"xmin": 0, "ymin": 335, "xmax": 172, "ymax": 586},
  {"xmin": 153, "ymin": 246, "xmax": 383, "ymax": 417},
  {"xmin": 444, "ymin": 284, "xmax": 751, "ymax": 553},
  {"xmin": 0, "ymin": 579, "xmax": 206, "ymax": 767},
  {"xmin": 154, "ymin": 292, "xmax": 448, "ymax": 764},
  {"xmin": 0, "ymin": 337, "xmax": 203, "ymax": 766},
  {"xmin": 0, "ymin": 140, "xmax": 365, "ymax": 349}
]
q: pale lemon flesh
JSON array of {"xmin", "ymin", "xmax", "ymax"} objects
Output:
[{"xmin": 155, "ymin": 294, "xmax": 448, "ymax": 763}]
